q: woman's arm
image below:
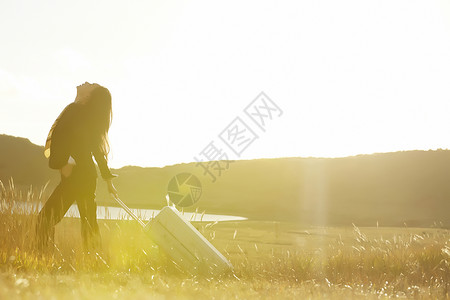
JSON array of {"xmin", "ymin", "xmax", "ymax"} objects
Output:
[
  {"xmin": 92, "ymin": 149, "xmax": 116, "ymax": 180},
  {"xmin": 93, "ymin": 149, "xmax": 119, "ymax": 197}
]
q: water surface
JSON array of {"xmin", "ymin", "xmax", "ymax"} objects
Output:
[{"xmin": 65, "ymin": 205, "xmax": 247, "ymax": 222}]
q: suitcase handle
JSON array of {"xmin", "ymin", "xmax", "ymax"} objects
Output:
[{"xmin": 110, "ymin": 194, "xmax": 146, "ymax": 228}]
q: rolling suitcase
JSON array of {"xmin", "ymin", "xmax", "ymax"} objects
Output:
[{"xmin": 112, "ymin": 195, "xmax": 233, "ymax": 275}]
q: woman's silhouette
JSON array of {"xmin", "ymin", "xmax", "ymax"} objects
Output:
[{"xmin": 36, "ymin": 82, "xmax": 118, "ymax": 251}]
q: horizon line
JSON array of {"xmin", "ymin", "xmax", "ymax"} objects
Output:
[{"xmin": 2, "ymin": 133, "xmax": 449, "ymax": 170}]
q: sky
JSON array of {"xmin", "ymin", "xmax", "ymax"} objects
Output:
[{"xmin": 1, "ymin": 0, "xmax": 450, "ymax": 168}]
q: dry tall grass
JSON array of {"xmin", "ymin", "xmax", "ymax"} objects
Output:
[{"xmin": 0, "ymin": 179, "xmax": 448, "ymax": 299}]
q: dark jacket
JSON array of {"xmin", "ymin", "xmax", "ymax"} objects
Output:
[{"xmin": 44, "ymin": 102, "xmax": 114, "ymax": 180}]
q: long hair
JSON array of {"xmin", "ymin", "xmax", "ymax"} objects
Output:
[{"xmin": 83, "ymin": 85, "xmax": 112, "ymax": 157}]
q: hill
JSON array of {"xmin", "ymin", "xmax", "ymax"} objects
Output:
[
  {"xmin": 0, "ymin": 134, "xmax": 59, "ymax": 189},
  {"xmin": 1, "ymin": 134, "xmax": 449, "ymax": 227}
]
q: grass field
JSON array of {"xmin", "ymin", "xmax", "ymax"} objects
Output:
[{"xmin": 1, "ymin": 180, "xmax": 449, "ymax": 299}]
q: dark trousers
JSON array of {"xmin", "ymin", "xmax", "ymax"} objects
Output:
[{"xmin": 36, "ymin": 167, "xmax": 100, "ymax": 251}]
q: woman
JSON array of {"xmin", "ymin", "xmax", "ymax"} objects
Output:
[{"xmin": 36, "ymin": 82, "xmax": 118, "ymax": 251}]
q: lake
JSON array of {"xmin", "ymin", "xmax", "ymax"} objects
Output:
[
  {"xmin": 15, "ymin": 202, "xmax": 247, "ymax": 222},
  {"xmin": 66, "ymin": 204, "xmax": 247, "ymax": 222}
]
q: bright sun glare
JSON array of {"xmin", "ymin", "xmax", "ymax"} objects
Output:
[{"xmin": 0, "ymin": 0, "xmax": 449, "ymax": 168}]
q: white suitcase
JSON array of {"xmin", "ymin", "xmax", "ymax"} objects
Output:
[
  {"xmin": 112, "ymin": 196, "xmax": 233, "ymax": 275},
  {"xmin": 145, "ymin": 206, "xmax": 233, "ymax": 275}
]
